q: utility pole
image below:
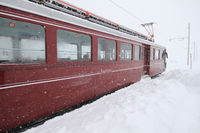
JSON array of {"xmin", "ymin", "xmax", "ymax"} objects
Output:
[
  {"xmin": 187, "ymin": 23, "xmax": 190, "ymax": 66},
  {"xmin": 169, "ymin": 24, "xmax": 192, "ymax": 67},
  {"xmin": 193, "ymin": 41, "xmax": 195, "ymax": 61}
]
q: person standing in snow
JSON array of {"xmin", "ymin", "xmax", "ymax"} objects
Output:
[{"xmin": 162, "ymin": 49, "xmax": 168, "ymax": 69}]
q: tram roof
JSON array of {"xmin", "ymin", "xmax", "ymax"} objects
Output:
[{"xmin": 0, "ymin": 0, "xmax": 165, "ymax": 48}]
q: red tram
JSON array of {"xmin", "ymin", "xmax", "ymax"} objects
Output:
[{"xmin": 0, "ymin": 0, "xmax": 165, "ymax": 132}]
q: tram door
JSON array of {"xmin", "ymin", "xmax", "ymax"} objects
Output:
[{"xmin": 143, "ymin": 46, "xmax": 150, "ymax": 74}]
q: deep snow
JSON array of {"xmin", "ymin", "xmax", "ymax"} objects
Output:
[{"xmin": 25, "ymin": 44, "xmax": 200, "ymax": 133}]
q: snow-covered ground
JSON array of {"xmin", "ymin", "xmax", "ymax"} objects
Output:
[{"xmin": 25, "ymin": 41, "xmax": 200, "ymax": 133}]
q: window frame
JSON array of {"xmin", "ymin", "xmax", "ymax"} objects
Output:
[
  {"xmin": 56, "ymin": 28, "xmax": 92, "ymax": 62},
  {"xmin": 97, "ymin": 37, "xmax": 117, "ymax": 61},
  {"xmin": 140, "ymin": 46, "xmax": 145, "ymax": 60},
  {"xmin": 160, "ymin": 49, "xmax": 163, "ymax": 60},
  {"xmin": 120, "ymin": 42, "xmax": 132, "ymax": 61},
  {"xmin": 155, "ymin": 49, "xmax": 158, "ymax": 60},
  {"xmin": 0, "ymin": 16, "xmax": 46, "ymax": 65},
  {"xmin": 153, "ymin": 48, "xmax": 156, "ymax": 60},
  {"xmin": 134, "ymin": 45, "xmax": 141, "ymax": 61}
]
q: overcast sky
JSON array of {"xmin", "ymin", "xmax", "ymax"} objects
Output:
[{"xmin": 64, "ymin": 0, "xmax": 200, "ymax": 49}]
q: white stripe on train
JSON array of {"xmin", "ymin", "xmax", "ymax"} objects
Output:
[{"xmin": 0, "ymin": 66, "xmax": 145, "ymax": 90}]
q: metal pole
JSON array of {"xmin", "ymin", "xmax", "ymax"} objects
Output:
[
  {"xmin": 187, "ymin": 23, "xmax": 190, "ymax": 66},
  {"xmin": 190, "ymin": 54, "xmax": 192, "ymax": 69},
  {"xmin": 193, "ymin": 41, "xmax": 195, "ymax": 61}
]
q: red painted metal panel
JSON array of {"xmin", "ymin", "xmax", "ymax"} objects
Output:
[{"xmin": 149, "ymin": 60, "xmax": 165, "ymax": 77}]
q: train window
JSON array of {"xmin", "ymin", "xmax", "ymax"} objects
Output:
[
  {"xmin": 120, "ymin": 42, "xmax": 132, "ymax": 60},
  {"xmin": 155, "ymin": 49, "xmax": 159, "ymax": 60},
  {"xmin": 141, "ymin": 47, "xmax": 144, "ymax": 59},
  {"xmin": 98, "ymin": 38, "xmax": 116, "ymax": 61},
  {"xmin": 57, "ymin": 29, "xmax": 91, "ymax": 62},
  {"xmin": 153, "ymin": 48, "xmax": 155, "ymax": 60},
  {"xmin": 134, "ymin": 45, "xmax": 140, "ymax": 60},
  {"xmin": 160, "ymin": 50, "xmax": 163, "ymax": 59},
  {"xmin": 0, "ymin": 17, "xmax": 45, "ymax": 64},
  {"xmin": 150, "ymin": 48, "xmax": 153, "ymax": 60}
]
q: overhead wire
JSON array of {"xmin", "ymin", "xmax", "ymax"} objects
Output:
[
  {"xmin": 107, "ymin": 0, "xmax": 157, "ymax": 40},
  {"xmin": 107, "ymin": 0, "xmax": 145, "ymax": 24}
]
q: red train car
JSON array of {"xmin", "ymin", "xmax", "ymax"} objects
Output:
[{"xmin": 0, "ymin": 0, "xmax": 165, "ymax": 132}]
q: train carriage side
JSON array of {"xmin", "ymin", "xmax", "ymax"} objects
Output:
[
  {"xmin": 0, "ymin": 4, "xmax": 146, "ymax": 132},
  {"xmin": 149, "ymin": 45, "xmax": 165, "ymax": 77}
]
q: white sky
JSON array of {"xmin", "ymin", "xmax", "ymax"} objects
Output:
[{"xmin": 64, "ymin": 0, "xmax": 200, "ymax": 48}]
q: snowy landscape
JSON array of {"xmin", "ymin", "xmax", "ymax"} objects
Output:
[{"xmin": 24, "ymin": 32, "xmax": 200, "ymax": 133}]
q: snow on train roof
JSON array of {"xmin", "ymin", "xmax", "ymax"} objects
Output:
[{"xmin": 0, "ymin": 0, "xmax": 164, "ymax": 48}]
